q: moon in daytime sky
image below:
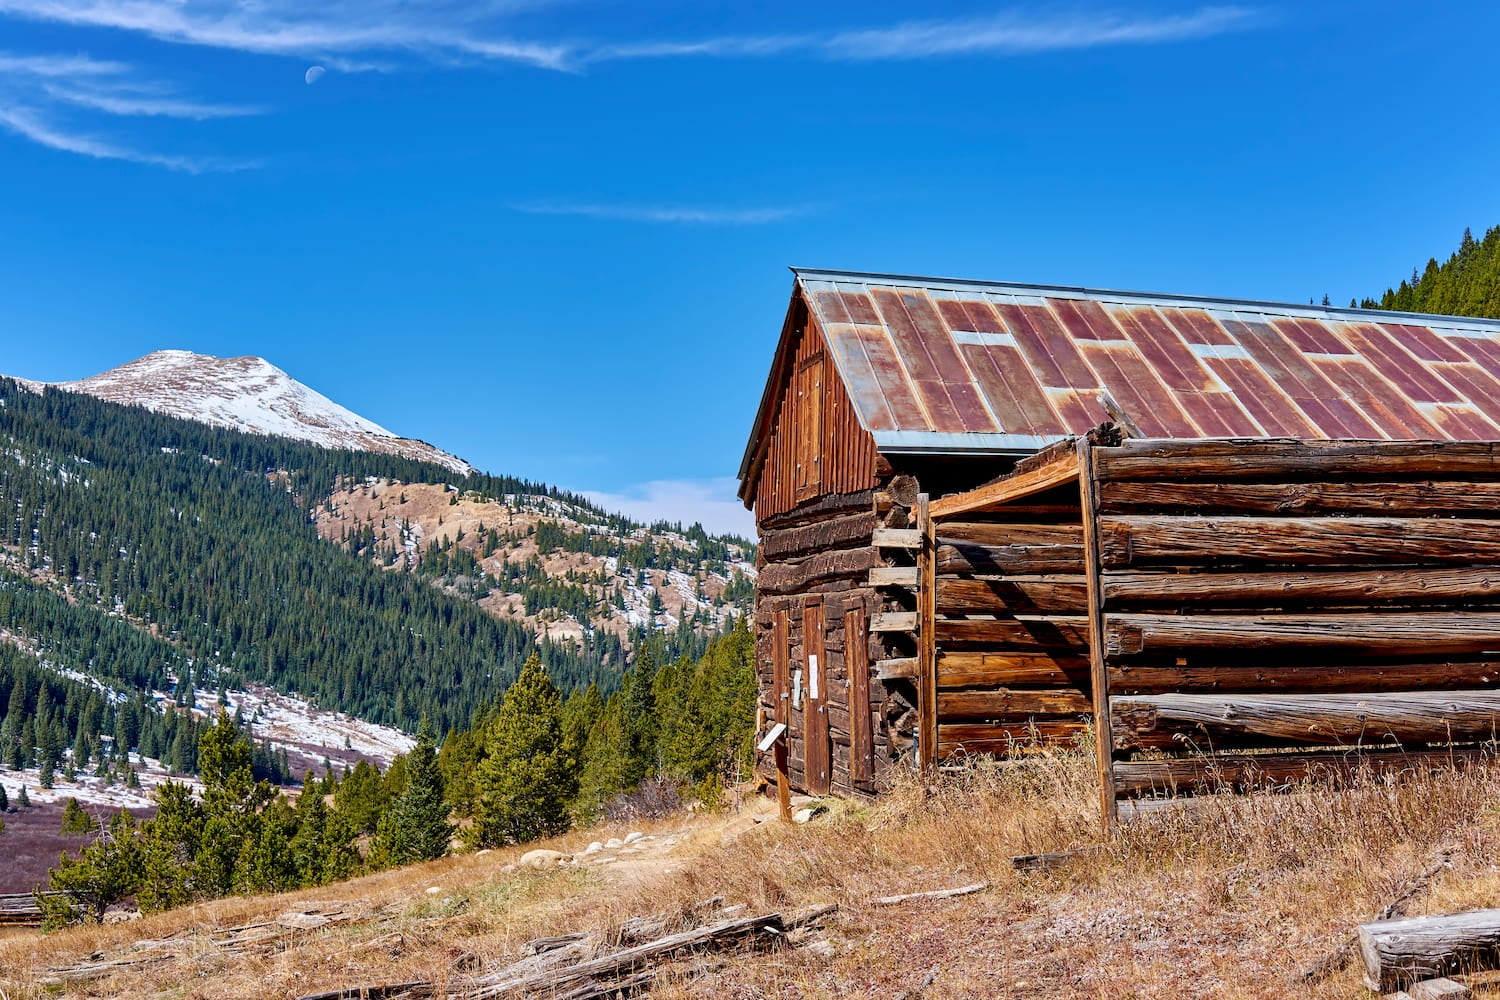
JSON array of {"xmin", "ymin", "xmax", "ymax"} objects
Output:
[{"xmin": 305, "ymin": 66, "xmax": 326, "ymax": 85}]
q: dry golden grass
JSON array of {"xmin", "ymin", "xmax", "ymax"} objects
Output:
[{"xmin": 5, "ymin": 745, "xmax": 1500, "ymax": 998}]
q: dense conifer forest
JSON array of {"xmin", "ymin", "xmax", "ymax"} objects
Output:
[
  {"xmin": 1360, "ymin": 225, "xmax": 1500, "ymax": 318},
  {"xmin": 0, "ymin": 380, "xmax": 748, "ymax": 735}
]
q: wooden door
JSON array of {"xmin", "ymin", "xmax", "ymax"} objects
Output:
[
  {"xmin": 846, "ymin": 607, "xmax": 874, "ymax": 787},
  {"xmin": 803, "ymin": 599, "xmax": 830, "ymax": 794},
  {"xmin": 793, "ymin": 354, "xmax": 825, "ymax": 502}
]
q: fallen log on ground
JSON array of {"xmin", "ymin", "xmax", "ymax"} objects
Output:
[
  {"xmin": 298, "ymin": 903, "xmax": 837, "ymax": 1000},
  {"xmin": 1358, "ymin": 908, "xmax": 1500, "ymax": 992},
  {"xmin": 1300, "ymin": 844, "xmax": 1455, "ymax": 983},
  {"xmin": 872, "ymin": 883, "xmax": 989, "ymax": 906},
  {"xmin": 1011, "ymin": 847, "xmax": 1101, "ymax": 873}
]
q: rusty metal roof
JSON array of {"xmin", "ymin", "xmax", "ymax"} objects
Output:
[{"xmin": 795, "ymin": 268, "xmax": 1500, "ymax": 450}]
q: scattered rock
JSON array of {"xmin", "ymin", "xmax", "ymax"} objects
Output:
[
  {"xmin": 582, "ymin": 841, "xmax": 603, "ymax": 856},
  {"xmin": 103, "ymin": 909, "xmax": 141, "ymax": 924},
  {"xmin": 519, "ymin": 849, "xmax": 571, "ymax": 869},
  {"xmin": 623, "ymin": 832, "xmax": 645, "ymax": 845},
  {"xmin": 425, "ymin": 886, "xmax": 442, "ymax": 895},
  {"xmin": 605, "ymin": 838, "xmax": 624, "ymax": 850},
  {"xmin": 500, "ymin": 863, "xmax": 518, "ymax": 874},
  {"xmin": 792, "ymin": 805, "xmax": 828, "ymax": 824},
  {"xmin": 476, "ymin": 849, "xmax": 492, "ymax": 857},
  {"xmin": 805, "ymin": 939, "xmax": 837, "ymax": 958}
]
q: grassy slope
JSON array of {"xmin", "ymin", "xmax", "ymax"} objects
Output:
[{"xmin": 4, "ymin": 749, "xmax": 1500, "ymax": 998}]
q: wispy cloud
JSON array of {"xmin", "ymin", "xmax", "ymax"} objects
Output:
[
  {"xmin": 0, "ymin": 3, "xmax": 1261, "ymax": 72},
  {"xmin": 0, "ymin": 47, "xmax": 257, "ymax": 167},
  {"xmin": 511, "ymin": 201, "xmax": 802, "ymax": 225},
  {"xmin": 584, "ymin": 478, "xmax": 754, "ymax": 538}
]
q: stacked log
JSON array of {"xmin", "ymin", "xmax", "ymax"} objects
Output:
[{"xmin": 1091, "ymin": 439, "xmax": 1500, "ymax": 805}]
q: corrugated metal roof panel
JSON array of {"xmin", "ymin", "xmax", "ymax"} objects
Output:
[{"xmin": 796, "ymin": 269, "xmax": 1500, "ymax": 446}]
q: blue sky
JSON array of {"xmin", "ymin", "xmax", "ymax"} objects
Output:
[{"xmin": 2, "ymin": 1, "xmax": 1498, "ymax": 536}]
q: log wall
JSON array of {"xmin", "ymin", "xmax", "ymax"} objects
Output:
[
  {"xmin": 1089, "ymin": 439, "xmax": 1500, "ymax": 817},
  {"xmin": 753, "ymin": 482, "xmax": 921, "ymax": 796},
  {"xmin": 928, "ymin": 448, "xmax": 1093, "ymax": 759}
]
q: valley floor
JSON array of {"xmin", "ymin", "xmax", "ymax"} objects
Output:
[{"xmin": 4, "ymin": 749, "xmax": 1500, "ymax": 998}]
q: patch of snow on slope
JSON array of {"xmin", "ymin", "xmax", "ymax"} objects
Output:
[{"xmin": 9, "ymin": 351, "xmax": 473, "ymax": 475}]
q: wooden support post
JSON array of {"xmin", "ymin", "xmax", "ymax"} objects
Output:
[
  {"xmin": 917, "ymin": 492, "xmax": 938, "ymax": 770},
  {"xmin": 772, "ymin": 609, "xmax": 792, "ymax": 822},
  {"xmin": 1077, "ymin": 438, "xmax": 1118, "ymax": 832}
]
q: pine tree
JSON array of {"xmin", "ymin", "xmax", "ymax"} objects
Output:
[
  {"xmin": 59, "ymin": 797, "xmax": 93, "ymax": 835},
  {"xmin": 136, "ymin": 781, "xmax": 204, "ymax": 913},
  {"xmin": 39, "ymin": 810, "xmax": 141, "ymax": 926},
  {"xmin": 16, "ymin": 785, "xmax": 29, "ymax": 808},
  {"xmin": 467, "ymin": 655, "xmax": 576, "ymax": 848},
  {"xmin": 372, "ymin": 718, "xmax": 453, "ymax": 866},
  {"xmin": 0, "ymin": 783, "xmax": 8, "ymax": 811}
]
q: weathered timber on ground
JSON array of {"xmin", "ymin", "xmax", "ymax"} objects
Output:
[{"xmin": 1358, "ymin": 908, "xmax": 1500, "ymax": 992}]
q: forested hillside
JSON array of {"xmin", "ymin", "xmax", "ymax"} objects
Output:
[
  {"xmin": 1360, "ymin": 225, "xmax": 1500, "ymax": 318},
  {"xmin": 0, "ymin": 380, "xmax": 751, "ymax": 739}
]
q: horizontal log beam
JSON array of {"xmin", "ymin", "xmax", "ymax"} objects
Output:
[
  {"xmin": 757, "ymin": 548, "xmax": 879, "ymax": 595},
  {"xmin": 937, "ymin": 576, "xmax": 1088, "ymax": 615},
  {"xmin": 1098, "ymin": 479, "xmax": 1500, "ymax": 517},
  {"xmin": 937, "ymin": 651, "xmax": 1090, "ymax": 689},
  {"xmin": 938, "ymin": 688, "xmax": 1092, "ymax": 718},
  {"xmin": 937, "ymin": 720, "xmax": 1089, "ymax": 754},
  {"xmin": 759, "ymin": 489, "xmax": 877, "ymax": 531},
  {"xmin": 1093, "ymin": 440, "xmax": 1500, "ymax": 482},
  {"xmin": 1109, "ymin": 690, "xmax": 1500, "ymax": 750},
  {"xmin": 1105, "ymin": 612, "xmax": 1500, "ymax": 658},
  {"xmin": 1102, "ymin": 567, "xmax": 1500, "ymax": 609},
  {"xmin": 936, "ymin": 522, "xmax": 1083, "ymax": 547},
  {"xmin": 936, "ymin": 543, "xmax": 1084, "ymax": 577},
  {"xmin": 1100, "ymin": 516, "xmax": 1500, "ymax": 568},
  {"xmin": 1112, "ymin": 747, "xmax": 1495, "ymax": 797},
  {"xmin": 1109, "ymin": 659, "xmax": 1500, "ymax": 696},
  {"xmin": 936, "ymin": 616, "xmax": 1089, "ymax": 651},
  {"xmin": 759, "ymin": 511, "xmax": 877, "ymax": 561}
]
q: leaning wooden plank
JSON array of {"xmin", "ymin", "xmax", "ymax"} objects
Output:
[
  {"xmin": 1102, "ymin": 567, "xmax": 1500, "ymax": 609},
  {"xmin": 1099, "ymin": 515, "xmax": 1500, "ymax": 569},
  {"xmin": 1097, "ymin": 479, "xmax": 1500, "ymax": 517},
  {"xmin": 937, "ymin": 651, "xmax": 1090, "ymax": 689},
  {"xmin": 929, "ymin": 448, "xmax": 1078, "ymax": 518},
  {"xmin": 937, "ymin": 576, "xmax": 1089, "ymax": 615},
  {"xmin": 1105, "ymin": 613, "xmax": 1500, "ymax": 658},
  {"xmin": 936, "ymin": 616, "xmax": 1090, "ymax": 650},
  {"xmin": 1110, "ymin": 690, "xmax": 1500, "ymax": 750},
  {"xmin": 938, "ymin": 689, "xmax": 1091, "ymax": 718},
  {"xmin": 872, "ymin": 882, "xmax": 990, "ymax": 906},
  {"xmin": 1112, "ymin": 748, "xmax": 1495, "ymax": 797},
  {"xmin": 1093, "ymin": 439, "xmax": 1500, "ymax": 482},
  {"xmin": 1358, "ymin": 909, "xmax": 1500, "ymax": 992},
  {"xmin": 1109, "ymin": 659, "xmax": 1500, "ymax": 697}
]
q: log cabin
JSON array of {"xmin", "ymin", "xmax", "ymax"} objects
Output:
[{"xmin": 737, "ymin": 268, "xmax": 1500, "ymax": 824}]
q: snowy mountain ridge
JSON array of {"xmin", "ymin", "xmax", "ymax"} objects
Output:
[{"xmin": 11, "ymin": 350, "xmax": 472, "ymax": 475}]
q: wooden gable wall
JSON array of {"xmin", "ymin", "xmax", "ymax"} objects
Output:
[{"xmin": 752, "ymin": 296, "xmax": 880, "ymax": 522}]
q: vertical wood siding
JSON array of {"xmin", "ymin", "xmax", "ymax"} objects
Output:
[{"xmin": 753, "ymin": 300, "xmax": 880, "ymax": 522}]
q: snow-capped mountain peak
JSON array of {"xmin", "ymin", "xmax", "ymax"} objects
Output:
[{"xmin": 12, "ymin": 350, "xmax": 472, "ymax": 474}]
